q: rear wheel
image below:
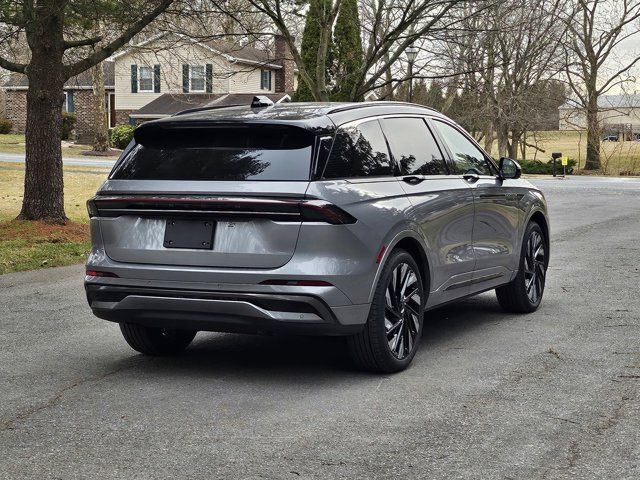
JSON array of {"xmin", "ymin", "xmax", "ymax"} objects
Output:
[
  {"xmin": 496, "ymin": 221, "xmax": 548, "ymax": 313},
  {"xmin": 119, "ymin": 323, "xmax": 196, "ymax": 355},
  {"xmin": 348, "ymin": 249, "xmax": 425, "ymax": 373}
]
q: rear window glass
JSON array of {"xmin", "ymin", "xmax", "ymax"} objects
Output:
[{"xmin": 110, "ymin": 125, "xmax": 314, "ymax": 181}]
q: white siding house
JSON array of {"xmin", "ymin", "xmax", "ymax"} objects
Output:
[
  {"xmin": 559, "ymin": 94, "xmax": 640, "ymax": 134},
  {"xmin": 111, "ymin": 34, "xmax": 295, "ymax": 123}
]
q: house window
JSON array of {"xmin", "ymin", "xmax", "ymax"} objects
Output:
[
  {"xmin": 138, "ymin": 66, "xmax": 154, "ymax": 92},
  {"xmin": 260, "ymin": 70, "xmax": 272, "ymax": 90},
  {"xmin": 190, "ymin": 65, "xmax": 206, "ymax": 92},
  {"xmin": 63, "ymin": 91, "xmax": 74, "ymax": 113}
]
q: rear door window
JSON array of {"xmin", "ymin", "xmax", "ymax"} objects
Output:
[
  {"xmin": 381, "ymin": 117, "xmax": 448, "ymax": 175},
  {"xmin": 433, "ymin": 120, "xmax": 493, "ymax": 175},
  {"xmin": 110, "ymin": 125, "xmax": 314, "ymax": 181},
  {"xmin": 322, "ymin": 120, "xmax": 392, "ymax": 179}
]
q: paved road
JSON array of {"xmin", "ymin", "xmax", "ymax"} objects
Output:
[
  {"xmin": 1, "ymin": 176, "xmax": 639, "ymax": 479},
  {"xmin": 0, "ymin": 152, "xmax": 116, "ymax": 168}
]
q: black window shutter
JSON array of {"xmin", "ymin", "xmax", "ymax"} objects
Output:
[
  {"xmin": 268, "ymin": 71, "xmax": 272, "ymax": 90},
  {"xmin": 131, "ymin": 64, "xmax": 138, "ymax": 93},
  {"xmin": 182, "ymin": 64, "xmax": 190, "ymax": 93},
  {"xmin": 153, "ymin": 64, "xmax": 161, "ymax": 93},
  {"xmin": 260, "ymin": 70, "xmax": 265, "ymax": 89},
  {"xmin": 206, "ymin": 64, "xmax": 213, "ymax": 93},
  {"xmin": 67, "ymin": 91, "xmax": 75, "ymax": 113}
]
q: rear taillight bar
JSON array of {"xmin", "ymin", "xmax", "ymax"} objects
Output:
[
  {"xmin": 299, "ymin": 200, "xmax": 356, "ymax": 224},
  {"xmin": 87, "ymin": 196, "xmax": 356, "ymax": 225}
]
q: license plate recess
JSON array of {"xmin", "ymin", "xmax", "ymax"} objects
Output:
[{"xmin": 163, "ymin": 219, "xmax": 215, "ymax": 250}]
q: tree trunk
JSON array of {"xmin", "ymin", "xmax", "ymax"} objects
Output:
[
  {"xmin": 315, "ymin": 21, "xmax": 331, "ymax": 101},
  {"xmin": 496, "ymin": 122, "xmax": 509, "ymax": 158},
  {"xmin": 520, "ymin": 132, "xmax": 527, "ymax": 160},
  {"xmin": 483, "ymin": 123, "xmax": 493, "ymax": 153},
  {"xmin": 91, "ymin": 62, "xmax": 109, "ymax": 151},
  {"xmin": 584, "ymin": 91, "xmax": 601, "ymax": 170},
  {"xmin": 383, "ymin": 52, "xmax": 394, "ymax": 100},
  {"xmin": 508, "ymin": 130, "xmax": 521, "ymax": 160},
  {"xmin": 18, "ymin": 1, "xmax": 67, "ymax": 223}
]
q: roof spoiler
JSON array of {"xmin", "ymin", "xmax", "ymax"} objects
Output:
[
  {"xmin": 173, "ymin": 104, "xmax": 241, "ymax": 117},
  {"xmin": 251, "ymin": 95, "xmax": 274, "ymax": 108}
]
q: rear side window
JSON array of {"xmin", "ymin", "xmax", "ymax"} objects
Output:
[
  {"xmin": 323, "ymin": 120, "xmax": 392, "ymax": 179},
  {"xmin": 433, "ymin": 120, "xmax": 493, "ymax": 175},
  {"xmin": 381, "ymin": 118, "xmax": 447, "ymax": 175},
  {"xmin": 110, "ymin": 125, "xmax": 314, "ymax": 181}
]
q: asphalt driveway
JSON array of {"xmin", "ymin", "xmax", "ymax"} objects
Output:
[{"xmin": 1, "ymin": 176, "xmax": 639, "ymax": 479}]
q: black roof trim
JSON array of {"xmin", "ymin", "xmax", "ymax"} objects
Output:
[
  {"xmin": 140, "ymin": 101, "xmax": 445, "ymax": 137},
  {"xmin": 326, "ymin": 101, "xmax": 438, "ymax": 115}
]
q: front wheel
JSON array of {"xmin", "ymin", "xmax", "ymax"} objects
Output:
[
  {"xmin": 119, "ymin": 323, "xmax": 196, "ymax": 356},
  {"xmin": 496, "ymin": 221, "xmax": 548, "ymax": 313},
  {"xmin": 348, "ymin": 249, "xmax": 425, "ymax": 373}
]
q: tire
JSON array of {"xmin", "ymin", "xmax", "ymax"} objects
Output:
[
  {"xmin": 119, "ymin": 323, "xmax": 196, "ymax": 356},
  {"xmin": 348, "ymin": 248, "xmax": 426, "ymax": 373},
  {"xmin": 496, "ymin": 221, "xmax": 548, "ymax": 313}
]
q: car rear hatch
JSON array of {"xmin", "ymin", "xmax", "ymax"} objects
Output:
[{"xmin": 92, "ymin": 122, "xmax": 318, "ymax": 269}]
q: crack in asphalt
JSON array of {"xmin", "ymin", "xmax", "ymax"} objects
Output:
[
  {"xmin": 0, "ymin": 359, "xmax": 143, "ymax": 432},
  {"xmin": 539, "ymin": 382, "xmax": 637, "ymax": 480},
  {"xmin": 540, "ymin": 391, "xmax": 633, "ymax": 479}
]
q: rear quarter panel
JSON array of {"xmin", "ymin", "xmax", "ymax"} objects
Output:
[{"xmin": 303, "ymin": 178, "xmax": 418, "ymax": 305}]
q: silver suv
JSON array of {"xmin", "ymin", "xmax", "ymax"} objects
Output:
[{"xmin": 85, "ymin": 101, "xmax": 549, "ymax": 372}]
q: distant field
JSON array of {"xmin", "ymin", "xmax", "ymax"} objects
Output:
[{"xmin": 489, "ymin": 130, "xmax": 640, "ymax": 175}]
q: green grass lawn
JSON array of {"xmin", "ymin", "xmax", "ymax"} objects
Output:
[
  {"xmin": 0, "ymin": 221, "xmax": 90, "ymax": 274},
  {"xmin": 0, "ymin": 164, "xmax": 111, "ymax": 274},
  {"xmin": 489, "ymin": 130, "xmax": 640, "ymax": 175},
  {"xmin": 0, "ymin": 133, "xmax": 119, "ymax": 159}
]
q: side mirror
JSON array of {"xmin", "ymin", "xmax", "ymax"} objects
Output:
[{"xmin": 498, "ymin": 157, "xmax": 522, "ymax": 180}]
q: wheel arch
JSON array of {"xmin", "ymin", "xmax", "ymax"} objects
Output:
[
  {"xmin": 367, "ymin": 230, "xmax": 432, "ymax": 303},
  {"xmin": 526, "ymin": 209, "xmax": 550, "ymax": 260}
]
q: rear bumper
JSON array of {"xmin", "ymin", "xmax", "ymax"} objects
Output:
[{"xmin": 85, "ymin": 283, "xmax": 369, "ymax": 335}]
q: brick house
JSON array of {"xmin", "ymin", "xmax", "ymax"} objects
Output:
[
  {"xmin": 1, "ymin": 62, "xmax": 115, "ymax": 143},
  {"xmin": 111, "ymin": 33, "xmax": 297, "ymax": 122}
]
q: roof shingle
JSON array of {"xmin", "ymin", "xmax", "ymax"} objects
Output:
[{"xmin": 2, "ymin": 61, "xmax": 114, "ymax": 89}]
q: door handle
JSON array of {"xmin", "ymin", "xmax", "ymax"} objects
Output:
[
  {"xmin": 402, "ymin": 176, "xmax": 424, "ymax": 185},
  {"xmin": 463, "ymin": 172, "xmax": 480, "ymax": 183}
]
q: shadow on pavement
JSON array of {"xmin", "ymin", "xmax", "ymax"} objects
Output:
[{"xmin": 115, "ymin": 293, "xmax": 506, "ymax": 379}]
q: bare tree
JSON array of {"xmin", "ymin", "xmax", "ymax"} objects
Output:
[
  {"xmin": 90, "ymin": 60, "xmax": 110, "ymax": 152},
  {"xmin": 244, "ymin": 0, "xmax": 466, "ymax": 101},
  {"xmin": 0, "ymin": 0, "xmax": 180, "ymax": 223},
  {"xmin": 563, "ymin": 0, "xmax": 640, "ymax": 170},
  {"xmin": 435, "ymin": 0, "xmax": 567, "ymax": 159}
]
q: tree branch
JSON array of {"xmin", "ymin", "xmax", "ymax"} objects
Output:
[
  {"xmin": 0, "ymin": 55, "xmax": 27, "ymax": 73},
  {"xmin": 63, "ymin": 35, "xmax": 103, "ymax": 50},
  {"xmin": 63, "ymin": 0, "xmax": 174, "ymax": 78}
]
